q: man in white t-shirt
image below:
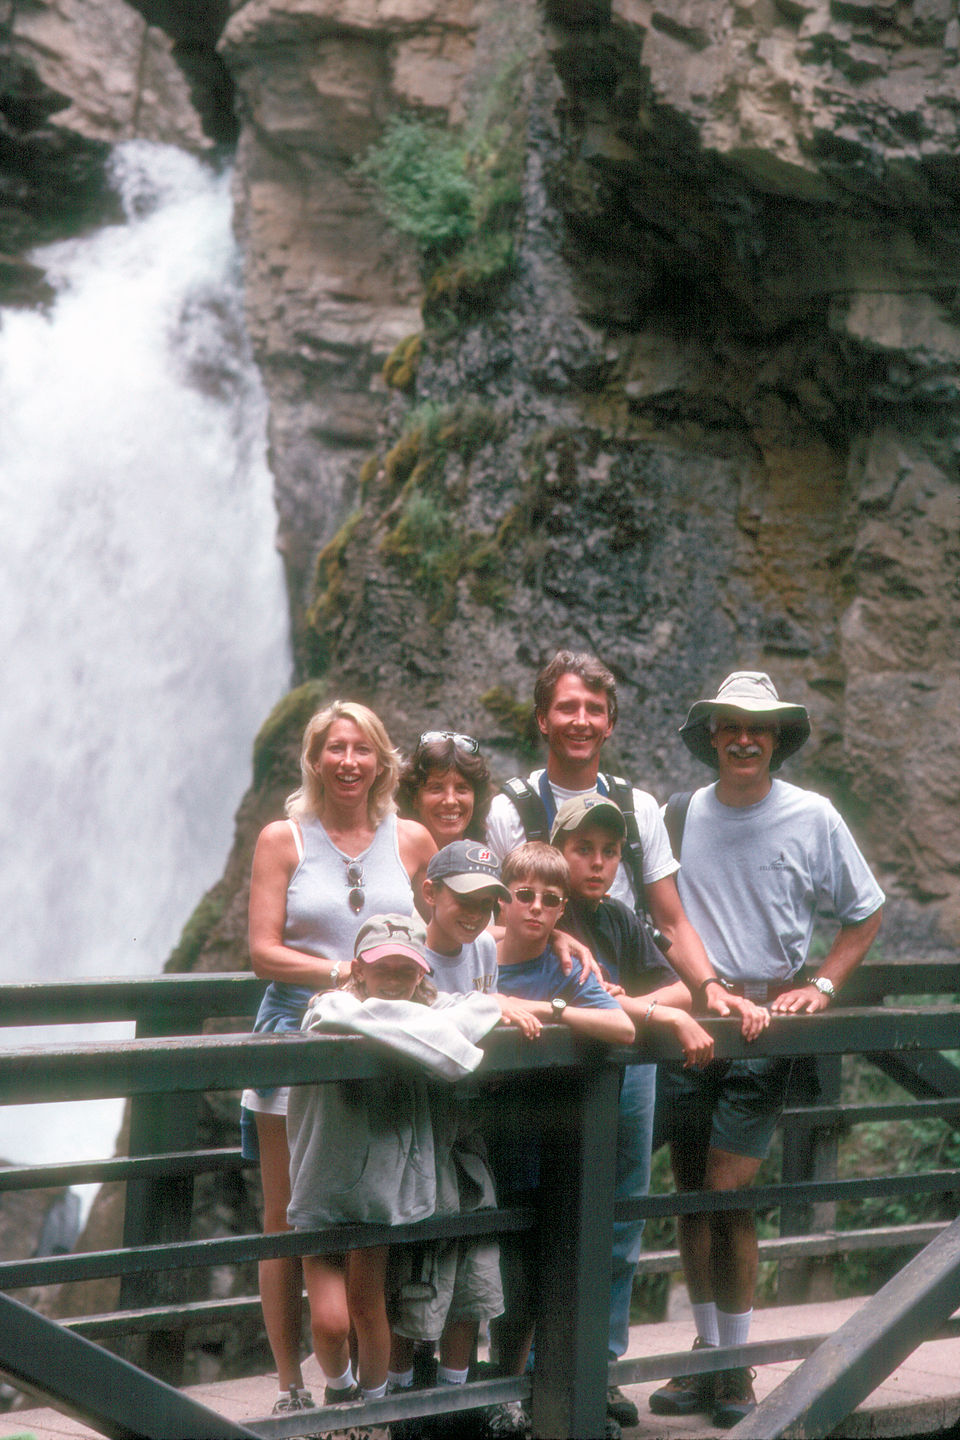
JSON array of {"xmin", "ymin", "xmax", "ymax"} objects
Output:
[
  {"xmin": 651, "ymin": 671, "xmax": 884, "ymax": 1429},
  {"xmin": 485, "ymin": 650, "xmax": 764, "ymax": 1433}
]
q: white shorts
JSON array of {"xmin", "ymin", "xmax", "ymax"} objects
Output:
[{"xmin": 240, "ymin": 1086, "xmax": 290, "ymax": 1117}]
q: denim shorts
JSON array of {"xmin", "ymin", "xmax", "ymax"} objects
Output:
[
  {"xmin": 239, "ymin": 981, "xmax": 314, "ymax": 1161},
  {"xmin": 655, "ymin": 1056, "xmax": 794, "ymax": 1161}
]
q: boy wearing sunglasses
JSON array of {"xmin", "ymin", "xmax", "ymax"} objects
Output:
[{"xmin": 489, "ymin": 841, "xmax": 634, "ymax": 1422}]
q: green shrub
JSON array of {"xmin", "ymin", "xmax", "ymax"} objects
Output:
[
  {"xmin": 358, "ymin": 118, "xmax": 474, "ymax": 254},
  {"xmin": 358, "ymin": 62, "xmax": 526, "ymax": 322}
]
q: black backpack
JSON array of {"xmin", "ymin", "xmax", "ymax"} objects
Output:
[
  {"xmin": 501, "ymin": 773, "xmax": 668, "ymax": 958},
  {"xmin": 663, "ymin": 790, "xmax": 693, "ymax": 861}
]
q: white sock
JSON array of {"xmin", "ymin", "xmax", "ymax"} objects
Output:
[
  {"xmin": 362, "ymin": 1381, "xmax": 388, "ymax": 1401},
  {"xmin": 438, "ymin": 1365, "xmax": 469, "ymax": 1385},
  {"xmin": 323, "ymin": 1364, "xmax": 356, "ymax": 1391},
  {"xmin": 717, "ymin": 1308, "xmax": 752, "ymax": 1348},
  {"xmin": 387, "ymin": 1369, "xmax": 414, "ymax": 1391},
  {"xmin": 691, "ymin": 1301, "xmax": 719, "ymax": 1347}
]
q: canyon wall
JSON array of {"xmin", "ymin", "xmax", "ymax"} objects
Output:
[
  {"xmin": 5, "ymin": 0, "xmax": 956, "ymax": 943},
  {"xmin": 214, "ymin": 0, "xmax": 959, "ymax": 950}
]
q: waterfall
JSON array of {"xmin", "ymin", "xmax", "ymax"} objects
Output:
[{"xmin": 0, "ymin": 141, "xmax": 290, "ymax": 1179}]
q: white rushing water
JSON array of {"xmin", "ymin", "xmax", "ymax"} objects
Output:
[{"xmin": 0, "ymin": 141, "xmax": 290, "ymax": 1180}]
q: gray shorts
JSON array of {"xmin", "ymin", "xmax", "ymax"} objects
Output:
[
  {"xmin": 388, "ymin": 1238, "xmax": 504, "ymax": 1341},
  {"xmin": 655, "ymin": 1057, "xmax": 794, "ymax": 1161}
]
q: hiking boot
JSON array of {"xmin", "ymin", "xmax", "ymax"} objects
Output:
[
  {"xmin": 712, "ymin": 1366, "xmax": 757, "ymax": 1429},
  {"xmin": 648, "ymin": 1336, "xmax": 716, "ymax": 1416},
  {"xmin": 606, "ymin": 1385, "xmax": 638, "ymax": 1427}
]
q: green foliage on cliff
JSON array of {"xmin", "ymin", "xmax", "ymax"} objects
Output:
[
  {"xmin": 358, "ymin": 118, "xmax": 475, "ymax": 252},
  {"xmin": 167, "ymin": 884, "xmax": 228, "ymax": 974},
  {"xmin": 252, "ymin": 680, "xmax": 329, "ymax": 787},
  {"xmin": 480, "ymin": 685, "xmax": 538, "ymax": 755},
  {"xmin": 375, "ymin": 400, "xmax": 506, "ymax": 622},
  {"xmin": 359, "ymin": 59, "xmax": 526, "ymax": 319},
  {"xmin": 383, "ymin": 333, "xmax": 423, "ymax": 391}
]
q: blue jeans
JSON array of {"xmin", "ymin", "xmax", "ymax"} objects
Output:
[{"xmin": 609, "ymin": 1062, "xmax": 656, "ymax": 1359}]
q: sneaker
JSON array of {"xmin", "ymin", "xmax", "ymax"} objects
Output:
[
  {"xmin": 648, "ymin": 1336, "xmax": 717, "ymax": 1416},
  {"xmin": 271, "ymin": 1387, "xmax": 323, "ymax": 1440},
  {"xmin": 273, "ymin": 1387, "xmax": 317, "ymax": 1415},
  {"xmin": 483, "ymin": 1401, "xmax": 531, "ymax": 1438},
  {"xmin": 712, "ymin": 1366, "xmax": 757, "ymax": 1429},
  {"xmin": 606, "ymin": 1385, "xmax": 638, "ymax": 1427}
]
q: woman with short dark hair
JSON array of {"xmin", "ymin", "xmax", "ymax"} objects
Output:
[{"xmin": 396, "ymin": 730, "xmax": 494, "ymax": 848}]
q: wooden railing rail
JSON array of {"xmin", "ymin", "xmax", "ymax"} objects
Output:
[{"xmin": 0, "ymin": 964, "xmax": 958, "ymax": 1438}]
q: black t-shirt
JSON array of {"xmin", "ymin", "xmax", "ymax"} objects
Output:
[{"xmin": 562, "ymin": 894, "xmax": 674, "ymax": 997}]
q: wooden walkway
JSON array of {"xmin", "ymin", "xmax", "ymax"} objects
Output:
[{"xmin": 6, "ymin": 1297, "xmax": 960, "ymax": 1439}]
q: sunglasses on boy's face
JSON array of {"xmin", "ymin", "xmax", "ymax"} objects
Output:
[{"xmin": 508, "ymin": 886, "xmax": 564, "ymax": 909}]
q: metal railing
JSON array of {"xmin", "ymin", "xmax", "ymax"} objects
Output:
[{"xmin": 0, "ymin": 959, "xmax": 958, "ymax": 1438}]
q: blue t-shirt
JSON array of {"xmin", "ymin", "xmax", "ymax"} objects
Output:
[{"xmin": 495, "ymin": 946, "xmax": 621, "ymax": 1009}]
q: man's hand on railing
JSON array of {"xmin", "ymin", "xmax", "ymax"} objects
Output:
[{"xmin": 770, "ymin": 983, "xmax": 830, "ymax": 1015}]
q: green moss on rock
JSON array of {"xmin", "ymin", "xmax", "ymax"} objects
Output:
[
  {"xmin": 383, "ymin": 333, "xmax": 423, "ymax": 391},
  {"xmin": 481, "ymin": 685, "xmax": 539, "ymax": 755},
  {"xmin": 252, "ymin": 680, "xmax": 328, "ymax": 788},
  {"xmin": 166, "ymin": 884, "xmax": 228, "ymax": 974}
]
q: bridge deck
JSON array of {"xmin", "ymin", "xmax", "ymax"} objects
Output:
[{"xmin": 6, "ymin": 1297, "xmax": 960, "ymax": 1439}]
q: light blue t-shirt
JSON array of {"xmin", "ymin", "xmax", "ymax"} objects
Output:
[
  {"xmin": 426, "ymin": 932, "xmax": 498, "ymax": 996},
  {"xmin": 674, "ymin": 779, "xmax": 885, "ymax": 986}
]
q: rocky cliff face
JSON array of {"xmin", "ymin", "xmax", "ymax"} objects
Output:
[
  {"xmin": 212, "ymin": 0, "xmax": 959, "ymax": 949},
  {"xmin": 5, "ymin": 0, "xmax": 955, "ymax": 941}
]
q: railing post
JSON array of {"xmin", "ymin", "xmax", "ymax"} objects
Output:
[
  {"xmin": 530, "ymin": 1057, "xmax": 621, "ymax": 1440},
  {"xmin": 778, "ymin": 1054, "xmax": 842, "ymax": 1304},
  {"xmin": 118, "ymin": 1011, "xmax": 202, "ymax": 1382}
]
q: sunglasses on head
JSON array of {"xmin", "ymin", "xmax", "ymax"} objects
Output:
[
  {"xmin": 418, "ymin": 730, "xmax": 480, "ymax": 755},
  {"xmin": 510, "ymin": 886, "xmax": 564, "ymax": 909}
]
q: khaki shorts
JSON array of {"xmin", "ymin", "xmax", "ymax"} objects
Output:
[{"xmin": 388, "ymin": 1238, "xmax": 504, "ymax": 1341}]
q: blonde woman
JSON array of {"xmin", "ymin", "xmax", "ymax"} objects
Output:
[{"xmin": 240, "ymin": 700, "xmax": 435, "ymax": 1421}]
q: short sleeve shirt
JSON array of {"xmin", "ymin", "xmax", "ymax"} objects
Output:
[
  {"xmin": 425, "ymin": 932, "xmax": 498, "ymax": 996},
  {"xmin": 485, "ymin": 769, "xmax": 678, "ymax": 908},
  {"xmin": 674, "ymin": 779, "xmax": 885, "ymax": 985}
]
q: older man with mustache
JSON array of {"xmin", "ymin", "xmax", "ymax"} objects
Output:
[{"xmin": 650, "ymin": 672, "xmax": 885, "ymax": 1428}]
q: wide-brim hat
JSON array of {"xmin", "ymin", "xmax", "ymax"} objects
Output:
[{"xmin": 680, "ymin": 671, "xmax": 810, "ymax": 772}]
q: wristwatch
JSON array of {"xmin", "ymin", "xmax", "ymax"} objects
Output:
[
  {"xmin": 812, "ymin": 976, "xmax": 835, "ymax": 1000},
  {"xmin": 551, "ymin": 996, "xmax": 567, "ymax": 1018},
  {"xmin": 329, "ymin": 963, "xmax": 341, "ymax": 987},
  {"xmin": 697, "ymin": 975, "xmax": 734, "ymax": 999}
]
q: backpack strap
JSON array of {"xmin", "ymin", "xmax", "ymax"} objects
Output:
[
  {"xmin": 500, "ymin": 777, "xmax": 551, "ymax": 843},
  {"xmin": 664, "ymin": 790, "xmax": 693, "ymax": 861},
  {"xmin": 602, "ymin": 773, "xmax": 646, "ymax": 917}
]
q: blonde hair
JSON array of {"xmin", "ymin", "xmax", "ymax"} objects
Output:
[
  {"xmin": 344, "ymin": 963, "xmax": 437, "ymax": 1006},
  {"xmin": 501, "ymin": 841, "xmax": 570, "ymax": 894},
  {"xmin": 285, "ymin": 700, "xmax": 400, "ymax": 825}
]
